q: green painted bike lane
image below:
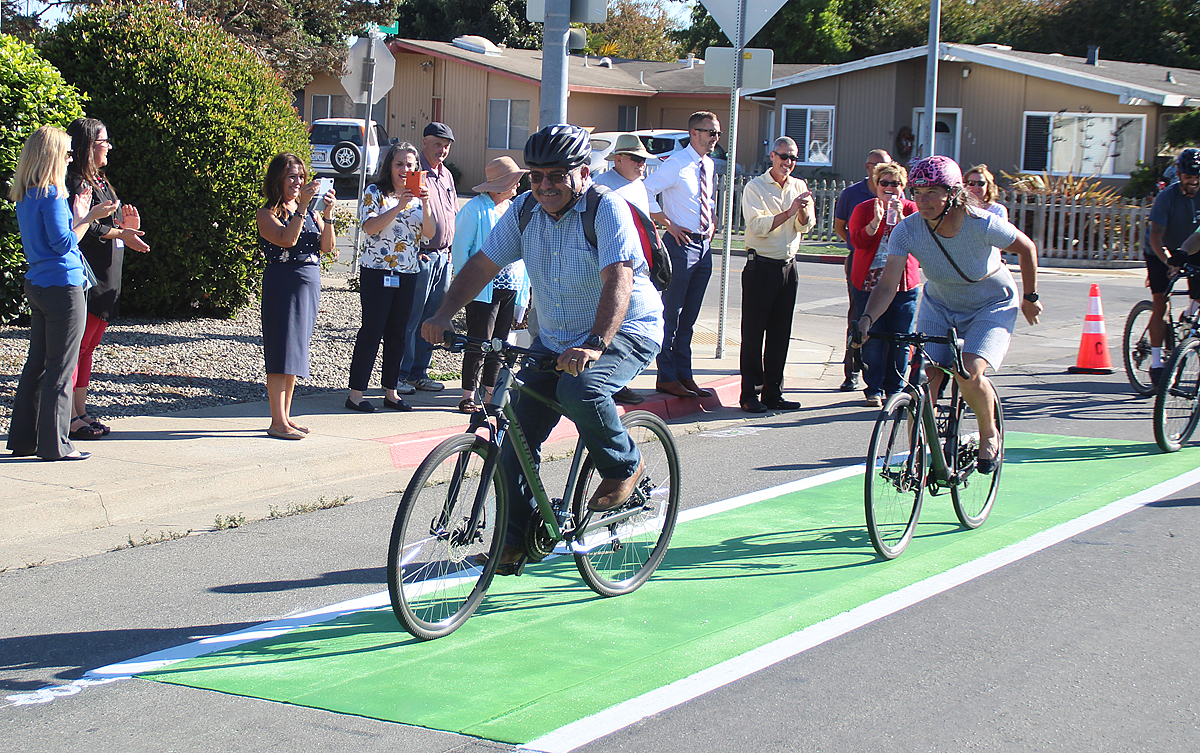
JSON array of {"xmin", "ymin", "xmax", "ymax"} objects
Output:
[{"xmin": 140, "ymin": 433, "xmax": 1199, "ymax": 744}]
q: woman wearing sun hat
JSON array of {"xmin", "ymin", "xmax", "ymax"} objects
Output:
[{"xmin": 451, "ymin": 156, "xmax": 530, "ymax": 413}]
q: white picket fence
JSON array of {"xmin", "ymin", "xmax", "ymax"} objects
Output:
[{"xmin": 712, "ymin": 175, "xmax": 1151, "ymax": 264}]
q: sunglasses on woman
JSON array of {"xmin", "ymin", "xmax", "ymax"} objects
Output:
[
  {"xmin": 966, "ymin": 179, "xmax": 987, "ymax": 187},
  {"xmin": 877, "ymin": 179, "xmax": 903, "ymax": 188}
]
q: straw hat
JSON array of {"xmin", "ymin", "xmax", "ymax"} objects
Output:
[
  {"xmin": 472, "ymin": 156, "xmax": 528, "ymax": 193},
  {"xmin": 606, "ymin": 133, "xmax": 654, "ymax": 161}
]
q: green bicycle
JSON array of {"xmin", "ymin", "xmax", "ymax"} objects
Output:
[{"xmin": 387, "ymin": 332, "xmax": 681, "ymax": 640}]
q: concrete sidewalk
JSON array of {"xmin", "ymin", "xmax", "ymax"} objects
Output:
[{"xmin": 0, "ymin": 281, "xmax": 858, "ymax": 571}]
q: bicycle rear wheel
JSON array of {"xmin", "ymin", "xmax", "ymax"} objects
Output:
[
  {"xmin": 387, "ymin": 433, "xmax": 507, "ymax": 640},
  {"xmin": 865, "ymin": 392, "xmax": 926, "ymax": 560},
  {"xmin": 948, "ymin": 384, "xmax": 1002, "ymax": 529},
  {"xmin": 1153, "ymin": 337, "xmax": 1200, "ymax": 453},
  {"xmin": 571, "ymin": 410, "xmax": 681, "ymax": 597},
  {"xmin": 1123, "ymin": 300, "xmax": 1173, "ymax": 396}
]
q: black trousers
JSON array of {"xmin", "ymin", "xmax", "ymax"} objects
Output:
[
  {"xmin": 462, "ymin": 289, "xmax": 518, "ymax": 392},
  {"xmin": 349, "ymin": 268, "xmax": 417, "ymax": 391},
  {"xmin": 740, "ymin": 253, "xmax": 798, "ymax": 402}
]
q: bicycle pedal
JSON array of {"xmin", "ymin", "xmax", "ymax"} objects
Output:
[{"xmin": 495, "ymin": 557, "xmax": 526, "ymax": 577}]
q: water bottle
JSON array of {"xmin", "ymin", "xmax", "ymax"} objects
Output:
[{"xmin": 886, "ymin": 200, "xmax": 900, "ymax": 226}]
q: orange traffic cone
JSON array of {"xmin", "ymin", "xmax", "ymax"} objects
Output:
[{"xmin": 1068, "ymin": 283, "xmax": 1114, "ymax": 374}]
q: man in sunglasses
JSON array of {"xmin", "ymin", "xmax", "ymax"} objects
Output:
[
  {"xmin": 422, "ymin": 124, "xmax": 664, "ymax": 569},
  {"xmin": 642, "ymin": 111, "xmax": 722, "ymax": 399},
  {"xmin": 737, "ymin": 136, "xmax": 815, "ymax": 412},
  {"xmin": 833, "ymin": 148, "xmax": 892, "ymax": 392}
]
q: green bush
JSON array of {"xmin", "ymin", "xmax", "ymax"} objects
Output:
[
  {"xmin": 1165, "ymin": 108, "xmax": 1200, "ymax": 149},
  {"xmin": 0, "ymin": 34, "xmax": 87, "ymax": 324},
  {"xmin": 39, "ymin": 3, "xmax": 311, "ymax": 317},
  {"xmin": 1121, "ymin": 159, "xmax": 1167, "ymax": 200}
]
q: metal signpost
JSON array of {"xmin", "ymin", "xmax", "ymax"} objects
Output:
[
  {"xmin": 699, "ymin": 0, "xmax": 788, "ymax": 357},
  {"xmin": 339, "ymin": 32, "xmax": 394, "ymax": 272},
  {"xmin": 920, "ymin": 0, "xmax": 941, "ymax": 159}
]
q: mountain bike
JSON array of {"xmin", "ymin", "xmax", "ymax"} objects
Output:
[
  {"xmin": 1153, "ymin": 312, "xmax": 1200, "ymax": 452},
  {"xmin": 857, "ymin": 328, "xmax": 1003, "ymax": 560},
  {"xmin": 1123, "ymin": 262, "xmax": 1200, "ymax": 396},
  {"xmin": 386, "ymin": 332, "xmax": 681, "ymax": 640}
]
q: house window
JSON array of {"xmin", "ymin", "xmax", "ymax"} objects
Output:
[
  {"xmin": 311, "ymin": 94, "xmax": 331, "ymax": 121},
  {"xmin": 618, "ymin": 105, "xmax": 638, "ymax": 132},
  {"xmin": 781, "ymin": 105, "xmax": 834, "ymax": 167},
  {"xmin": 1022, "ymin": 112, "xmax": 1144, "ymax": 177},
  {"xmin": 488, "ymin": 99, "xmax": 530, "ymax": 149}
]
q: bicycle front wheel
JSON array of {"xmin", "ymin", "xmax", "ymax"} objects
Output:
[
  {"xmin": 948, "ymin": 385, "xmax": 1003, "ymax": 529},
  {"xmin": 1154, "ymin": 337, "xmax": 1200, "ymax": 452},
  {"xmin": 865, "ymin": 392, "xmax": 926, "ymax": 560},
  {"xmin": 387, "ymin": 433, "xmax": 507, "ymax": 640},
  {"xmin": 571, "ymin": 410, "xmax": 681, "ymax": 597},
  {"xmin": 1123, "ymin": 300, "xmax": 1171, "ymax": 396}
]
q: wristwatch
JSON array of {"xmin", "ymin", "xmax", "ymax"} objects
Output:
[
  {"xmin": 1024, "ymin": 292, "xmax": 1040, "ymax": 303},
  {"xmin": 583, "ymin": 334, "xmax": 608, "ymax": 353}
]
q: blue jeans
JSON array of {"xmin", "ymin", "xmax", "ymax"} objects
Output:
[
  {"xmin": 500, "ymin": 332, "xmax": 660, "ymax": 546},
  {"xmin": 854, "ymin": 286, "xmax": 919, "ymax": 397},
  {"xmin": 657, "ymin": 232, "xmax": 711, "ymax": 382},
  {"xmin": 399, "ymin": 250, "xmax": 451, "ymax": 381}
]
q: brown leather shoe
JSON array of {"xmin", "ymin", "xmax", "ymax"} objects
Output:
[
  {"xmin": 613, "ymin": 386, "xmax": 644, "ymax": 405},
  {"xmin": 680, "ymin": 378, "xmax": 714, "ymax": 398},
  {"xmin": 656, "ymin": 380, "xmax": 699, "ymax": 398},
  {"xmin": 588, "ymin": 458, "xmax": 646, "ymax": 512}
]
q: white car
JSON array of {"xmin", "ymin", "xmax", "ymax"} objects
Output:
[
  {"xmin": 309, "ymin": 118, "xmax": 391, "ymax": 179},
  {"xmin": 587, "ymin": 131, "xmax": 625, "ymax": 174},
  {"xmin": 632, "ymin": 129, "xmax": 743, "ymax": 176}
]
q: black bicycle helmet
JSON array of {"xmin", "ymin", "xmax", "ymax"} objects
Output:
[
  {"xmin": 524, "ymin": 124, "xmax": 591, "ymax": 169},
  {"xmin": 1177, "ymin": 148, "xmax": 1200, "ymax": 176}
]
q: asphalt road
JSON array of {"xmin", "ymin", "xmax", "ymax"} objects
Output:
[{"xmin": 4, "ymin": 265, "xmax": 1199, "ymax": 751}]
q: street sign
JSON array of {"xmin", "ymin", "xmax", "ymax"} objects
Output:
[
  {"xmin": 704, "ymin": 48, "xmax": 774, "ymax": 89},
  {"xmin": 698, "ymin": 0, "xmax": 790, "ymax": 46},
  {"xmin": 526, "ymin": 0, "xmax": 607, "ymax": 23},
  {"xmin": 340, "ymin": 37, "xmax": 395, "ymax": 105}
]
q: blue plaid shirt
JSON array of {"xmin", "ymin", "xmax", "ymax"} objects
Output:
[{"xmin": 482, "ymin": 184, "xmax": 664, "ymax": 353}]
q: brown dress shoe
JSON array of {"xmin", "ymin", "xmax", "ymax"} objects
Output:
[
  {"xmin": 656, "ymin": 380, "xmax": 698, "ymax": 398},
  {"xmin": 588, "ymin": 458, "xmax": 646, "ymax": 512},
  {"xmin": 680, "ymin": 378, "xmax": 714, "ymax": 398},
  {"xmin": 613, "ymin": 386, "xmax": 644, "ymax": 405}
]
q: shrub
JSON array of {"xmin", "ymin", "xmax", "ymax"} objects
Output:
[
  {"xmin": 1165, "ymin": 108, "xmax": 1200, "ymax": 149},
  {"xmin": 0, "ymin": 34, "xmax": 87, "ymax": 324},
  {"xmin": 39, "ymin": 3, "xmax": 311, "ymax": 317}
]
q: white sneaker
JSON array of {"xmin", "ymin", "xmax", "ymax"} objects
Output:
[
  {"xmin": 409, "ymin": 377, "xmax": 445, "ymax": 392},
  {"xmin": 395, "ymin": 382, "xmax": 416, "ymax": 395}
]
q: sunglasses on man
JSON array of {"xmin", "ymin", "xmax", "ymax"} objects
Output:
[{"xmin": 772, "ymin": 151, "xmax": 798, "ymax": 162}]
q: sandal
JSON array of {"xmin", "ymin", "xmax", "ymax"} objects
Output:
[
  {"xmin": 458, "ymin": 398, "xmax": 480, "ymax": 414},
  {"xmin": 89, "ymin": 420, "xmax": 111, "ymax": 436},
  {"xmin": 69, "ymin": 417, "xmax": 104, "ymax": 440}
]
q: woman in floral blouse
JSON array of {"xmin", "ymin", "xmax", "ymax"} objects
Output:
[{"xmin": 346, "ymin": 142, "xmax": 435, "ymax": 412}]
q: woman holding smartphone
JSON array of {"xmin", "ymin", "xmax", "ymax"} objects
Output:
[
  {"xmin": 346, "ymin": 142, "xmax": 434, "ymax": 413},
  {"xmin": 7, "ymin": 125, "xmax": 117, "ymax": 460},
  {"xmin": 256, "ymin": 152, "xmax": 337, "ymax": 440}
]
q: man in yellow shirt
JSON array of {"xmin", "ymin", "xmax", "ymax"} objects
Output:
[{"xmin": 738, "ymin": 136, "xmax": 815, "ymax": 413}]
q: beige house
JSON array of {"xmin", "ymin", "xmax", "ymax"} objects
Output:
[
  {"xmin": 300, "ymin": 36, "xmax": 810, "ymax": 189},
  {"xmin": 748, "ymin": 43, "xmax": 1200, "ymax": 185}
]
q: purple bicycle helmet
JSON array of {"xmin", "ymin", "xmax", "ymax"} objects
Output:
[{"xmin": 908, "ymin": 155, "xmax": 963, "ymax": 189}]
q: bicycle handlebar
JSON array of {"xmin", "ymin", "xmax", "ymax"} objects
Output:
[
  {"xmin": 440, "ymin": 330, "xmax": 560, "ymax": 372},
  {"xmin": 863, "ymin": 328, "xmax": 970, "ymax": 380}
]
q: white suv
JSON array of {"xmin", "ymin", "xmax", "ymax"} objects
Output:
[
  {"xmin": 309, "ymin": 118, "xmax": 391, "ymax": 179},
  {"xmin": 632, "ymin": 129, "xmax": 742, "ymax": 177}
]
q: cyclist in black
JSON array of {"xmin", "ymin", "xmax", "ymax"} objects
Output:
[{"xmin": 1144, "ymin": 148, "xmax": 1200, "ymax": 386}]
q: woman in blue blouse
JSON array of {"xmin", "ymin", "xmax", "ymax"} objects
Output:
[
  {"xmin": 7, "ymin": 126, "xmax": 116, "ymax": 460},
  {"xmin": 451, "ymin": 156, "xmax": 529, "ymax": 413},
  {"xmin": 256, "ymin": 153, "xmax": 337, "ymax": 440}
]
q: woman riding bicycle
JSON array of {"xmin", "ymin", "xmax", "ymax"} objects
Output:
[{"xmin": 856, "ymin": 155, "xmax": 1041, "ymax": 473}]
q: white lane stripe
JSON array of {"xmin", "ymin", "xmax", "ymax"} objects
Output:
[
  {"xmin": 518, "ymin": 466, "xmax": 1200, "ymax": 753},
  {"xmin": 795, "ymin": 295, "xmax": 848, "ymax": 312}
]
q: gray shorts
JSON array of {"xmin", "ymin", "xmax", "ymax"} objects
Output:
[{"xmin": 916, "ymin": 292, "xmax": 1017, "ymax": 370}]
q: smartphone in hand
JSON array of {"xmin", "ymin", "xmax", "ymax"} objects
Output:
[
  {"xmin": 404, "ymin": 170, "xmax": 426, "ymax": 193},
  {"xmin": 313, "ymin": 178, "xmax": 335, "ymax": 213}
]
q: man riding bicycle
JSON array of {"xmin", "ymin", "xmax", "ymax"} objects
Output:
[
  {"xmin": 421, "ymin": 124, "xmax": 664, "ymax": 569},
  {"xmin": 1144, "ymin": 148, "xmax": 1200, "ymax": 386}
]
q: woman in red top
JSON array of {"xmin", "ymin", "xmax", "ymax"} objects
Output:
[{"xmin": 848, "ymin": 162, "xmax": 921, "ymax": 406}]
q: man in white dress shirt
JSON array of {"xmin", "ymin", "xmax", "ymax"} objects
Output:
[{"xmin": 641, "ymin": 111, "xmax": 720, "ymax": 399}]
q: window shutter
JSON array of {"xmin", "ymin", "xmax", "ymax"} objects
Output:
[{"xmin": 1023, "ymin": 115, "xmax": 1050, "ymax": 172}]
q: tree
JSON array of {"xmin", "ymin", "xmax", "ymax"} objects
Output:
[
  {"xmin": 180, "ymin": 0, "xmax": 399, "ymax": 89},
  {"xmin": 1166, "ymin": 109, "xmax": 1200, "ymax": 148},
  {"xmin": 585, "ymin": 0, "xmax": 685, "ymax": 62},
  {"xmin": 393, "ymin": 0, "xmax": 541, "ymax": 50},
  {"xmin": 39, "ymin": 3, "xmax": 311, "ymax": 318},
  {"xmin": 0, "ymin": 34, "xmax": 86, "ymax": 324}
]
